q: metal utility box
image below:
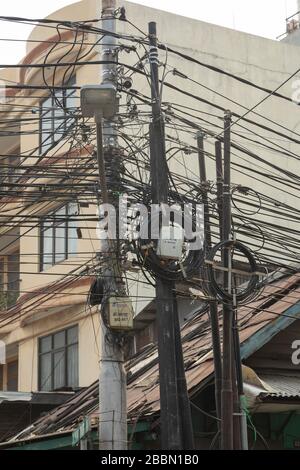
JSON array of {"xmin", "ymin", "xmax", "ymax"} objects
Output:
[{"xmin": 107, "ymin": 296, "xmax": 134, "ymax": 330}]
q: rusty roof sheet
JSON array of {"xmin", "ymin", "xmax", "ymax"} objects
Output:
[{"xmin": 7, "ymin": 271, "xmax": 300, "ymax": 442}]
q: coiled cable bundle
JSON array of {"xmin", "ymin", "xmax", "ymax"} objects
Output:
[
  {"xmin": 206, "ymin": 240, "xmax": 260, "ymax": 303},
  {"xmin": 134, "ymin": 209, "xmax": 205, "ymax": 282},
  {"xmin": 135, "ymin": 240, "xmax": 205, "ymax": 282}
]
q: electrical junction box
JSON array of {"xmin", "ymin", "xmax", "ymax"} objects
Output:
[
  {"xmin": 108, "ymin": 296, "xmax": 134, "ymax": 331},
  {"xmin": 156, "ymin": 225, "xmax": 184, "ymax": 260}
]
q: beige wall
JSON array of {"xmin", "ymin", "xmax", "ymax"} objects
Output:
[{"xmin": 16, "ymin": 305, "xmax": 100, "ymax": 391}]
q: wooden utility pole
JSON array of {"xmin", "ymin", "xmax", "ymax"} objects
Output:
[
  {"xmin": 216, "ymin": 129, "xmax": 247, "ymax": 449},
  {"xmin": 148, "ymin": 21, "xmax": 193, "ymax": 450},
  {"xmin": 197, "ymin": 131, "xmax": 222, "ymax": 424},
  {"xmin": 221, "ymin": 110, "xmax": 234, "ymax": 450}
]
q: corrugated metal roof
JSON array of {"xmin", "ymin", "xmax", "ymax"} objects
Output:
[
  {"xmin": 6, "ymin": 271, "xmax": 300, "ymax": 442},
  {"xmin": 259, "ymin": 372, "xmax": 300, "ymax": 396},
  {"xmin": 259, "ymin": 393, "xmax": 300, "ymax": 400},
  {"xmin": 243, "ymin": 367, "xmax": 300, "ymax": 412}
]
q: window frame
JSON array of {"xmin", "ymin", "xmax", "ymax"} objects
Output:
[
  {"xmin": 39, "ymin": 76, "xmax": 76, "ymax": 154},
  {"xmin": 39, "ymin": 202, "xmax": 78, "ymax": 271},
  {"xmin": 38, "ymin": 325, "xmax": 78, "ymax": 392}
]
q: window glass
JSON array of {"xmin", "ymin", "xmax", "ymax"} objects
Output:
[
  {"xmin": 68, "ymin": 203, "xmax": 77, "ymax": 216},
  {"xmin": 54, "ymin": 330, "xmax": 65, "ymax": 349},
  {"xmin": 40, "ymin": 203, "xmax": 78, "ymax": 270},
  {"xmin": 40, "ymin": 77, "xmax": 76, "ymax": 154},
  {"xmin": 7, "ymin": 252, "xmax": 19, "ymax": 291},
  {"xmin": 54, "ymin": 206, "xmax": 66, "ymax": 263},
  {"xmin": 65, "ymin": 82, "xmax": 77, "ymax": 121},
  {"xmin": 53, "ymin": 350, "xmax": 65, "ymax": 390},
  {"xmin": 40, "ymin": 353, "xmax": 52, "ymax": 391},
  {"xmin": 7, "ymin": 252, "xmax": 19, "ymax": 307},
  {"xmin": 65, "ymin": 92, "xmax": 77, "ymax": 110},
  {"xmin": 68, "ymin": 203, "xmax": 78, "ymax": 256},
  {"xmin": 42, "ymin": 97, "xmax": 52, "ymax": 110},
  {"xmin": 0, "ymin": 252, "xmax": 19, "ymax": 308},
  {"xmin": 41, "ymin": 110, "xmax": 52, "ymax": 130},
  {"xmin": 67, "ymin": 344, "xmax": 78, "ymax": 388},
  {"xmin": 53, "ymin": 107, "xmax": 65, "ymax": 142},
  {"xmin": 7, "ymin": 360, "xmax": 18, "ymax": 391},
  {"xmin": 42, "ymin": 222, "xmax": 53, "ymax": 268},
  {"xmin": 67, "ymin": 326, "xmax": 78, "ymax": 345},
  {"xmin": 40, "ymin": 335, "xmax": 52, "ymax": 354},
  {"xmin": 41, "ymin": 104, "xmax": 53, "ymax": 152},
  {"xmin": 55, "ymin": 224, "xmax": 66, "ymax": 263}
]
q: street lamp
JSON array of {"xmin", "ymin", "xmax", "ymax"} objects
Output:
[
  {"xmin": 80, "ymin": 78, "xmax": 130, "ymax": 450},
  {"xmin": 80, "ymin": 83, "xmax": 118, "ymax": 203},
  {"xmin": 80, "ymin": 84, "xmax": 118, "ymax": 120}
]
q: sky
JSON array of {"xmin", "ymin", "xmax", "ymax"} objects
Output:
[{"xmin": 0, "ymin": 0, "xmax": 298, "ymax": 65}]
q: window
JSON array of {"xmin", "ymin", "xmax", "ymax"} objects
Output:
[
  {"xmin": 7, "ymin": 360, "xmax": 18, "ymax": 391},
  {"xmin": 40, "ymin": 76, "xmax": 76, "ymax": 153},
  {"xmin": 0, "ymin": 250, "xmax": 20, "ymax": 309},
  {"xmin": 38, "ymin": 325, "xmax": 78, "ymax": 391},
  {"xmin": 0, "ymin": 360, "xmax": 18, "ymax": 391},
  {"xmin": 40, "ymin": 202, "xmax": 78, "ymax": 271}
]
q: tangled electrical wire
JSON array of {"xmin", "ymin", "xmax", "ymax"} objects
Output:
[
  {"xmin": 205, "ymin": 239, "xmax": 261, "ymax": 304},
  {"xmin": 134, "ymin": 233, "xmax": 205, "ymax": 283},
  {"xmin": 0, "ymin": 10, "xmax": 300, "ymax": 321}
]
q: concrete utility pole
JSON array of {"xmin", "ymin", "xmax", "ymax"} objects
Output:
[
  {"xmin": 97, "ymin": 0, "xmax": 127, "ymax": 450},
  {"xmin": 148, "ymin": 21, "xmax": 194, "ymax": 450}
]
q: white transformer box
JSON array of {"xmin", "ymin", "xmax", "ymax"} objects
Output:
[{"xmin": 156, "ymin": 225, "xmax": 184, "ymax": 260}]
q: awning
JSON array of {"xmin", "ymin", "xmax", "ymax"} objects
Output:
[{"xmin": 0, "ymin": 391, "xmax": 74, "ymax": 442}]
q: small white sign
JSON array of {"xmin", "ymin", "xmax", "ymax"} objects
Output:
[{"xmin": 108, "ymin": 296, "xmax": 134, "ymax": 330}]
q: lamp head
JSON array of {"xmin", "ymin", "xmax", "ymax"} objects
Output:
[{"xmin": 80, "ymin": 84, "xmax": 117, "ymax": 119}]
